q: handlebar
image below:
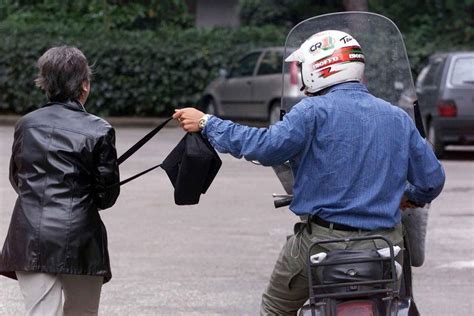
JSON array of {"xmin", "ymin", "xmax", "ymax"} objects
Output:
[{"xmin": 274, "ymin": 196, "xmax": 293, "ymax": 208}]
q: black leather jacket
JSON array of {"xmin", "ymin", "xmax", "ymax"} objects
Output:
[{"xmin": 0, "ymin": 100, "xmax": 120, "ymax": 282}]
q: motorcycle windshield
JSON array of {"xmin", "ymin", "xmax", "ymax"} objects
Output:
[{"xmin": 281, "ymin": 12, "xmax": 416, "ymax": 120}]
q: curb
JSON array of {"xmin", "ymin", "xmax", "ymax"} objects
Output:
[
  {"xmin": 0, "ymin": 115, "xmax": 267, "ymax": 128},
  {"xmin": 0, "ymin": 115, "xmax": 21, "ymax": 126},
  {"xmin": 103, "ymin": 116, "xmax": 179, "ymax": 128},
  {"xmin": 0, "ymin": 115, "xmax": 179, "ymax": 128}
]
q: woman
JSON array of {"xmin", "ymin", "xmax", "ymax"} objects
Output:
[{"xmin": 0, "ymin": 46, "xmax": 120, "ymax": 315}]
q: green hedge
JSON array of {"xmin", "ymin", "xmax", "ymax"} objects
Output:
[{"xmin": 0, "ymin": 22, "xmax": 284, "ymax": 116}]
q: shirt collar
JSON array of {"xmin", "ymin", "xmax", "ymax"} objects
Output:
[{"xmin": 325, "ymin": 81, "xmax": 369, "ymax": 94}]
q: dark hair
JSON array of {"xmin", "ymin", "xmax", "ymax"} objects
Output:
[{"xmin": 35, "ymin": 46, "xmax": 91, "ymax": 102}]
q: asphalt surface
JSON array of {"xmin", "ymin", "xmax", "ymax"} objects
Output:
[{"xmin": 0, "ymin": 125, "xmax": 473, "ymax": 315}]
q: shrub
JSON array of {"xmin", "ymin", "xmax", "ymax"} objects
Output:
[{"xmin": 0, "ymin": 21, "xmax": 285, "ymax": 116}]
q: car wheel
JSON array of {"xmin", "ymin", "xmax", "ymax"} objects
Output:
[
  {"xmin": 204, "ymin": 98, "xmax": 218, "ymax": 116},
  {"xmin": 268, "ymin": 102, "xmax": 281, "ymax": 125},
  {"xmin": 428, "ymin": 123, "xmax": 445, "ymax": 158}
]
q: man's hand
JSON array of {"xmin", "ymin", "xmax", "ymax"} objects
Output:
[
  {"xmin": 173, "ymin": 108, "xmax": 205, "ymax": 132},
  {"xmin": 400, "ymin": 194, "xmax": 425, "ymax": 210}
]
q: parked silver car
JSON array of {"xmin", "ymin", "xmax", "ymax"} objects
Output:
[
  {"xmin": 416, "ymin": 51, "xmax": 474, "ymax": 157},
  {"xmin": 200, "ymin": 47, "xmax": 305, "ymax": 124}
]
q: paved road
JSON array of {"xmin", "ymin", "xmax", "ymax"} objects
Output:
[{"xmin": 0, "ymin": 125, "xmax": 473, "ymax": 315}]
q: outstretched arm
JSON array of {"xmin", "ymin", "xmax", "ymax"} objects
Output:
[{"xmin": 173, "ymin": 104, "xmax": 310, "ymax": 166}]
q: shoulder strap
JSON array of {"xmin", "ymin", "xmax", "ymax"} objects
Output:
[
  {"xmin": 108, "ymin": 117, "xmax": 172, "ymax": 188},
  {"xmin": 117, "ymin": 117, "xmax": 172, "ymax": 165},
  {"xmin": 108, "ymin": 163, "xmax": 162, "ymax": 189}
]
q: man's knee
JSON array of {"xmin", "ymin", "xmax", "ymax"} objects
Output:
[{"xmin": 260, "ymin": 267, "xmax": 308, "ymax": 315}]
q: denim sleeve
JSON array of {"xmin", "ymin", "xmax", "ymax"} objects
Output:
[
  {"xmin": 405, "ymin": 124, "xmax": 445, "ymax": 204},
  {"xmin": 202, "ymin": 103, "xmax": 309, "ymax": 166}
]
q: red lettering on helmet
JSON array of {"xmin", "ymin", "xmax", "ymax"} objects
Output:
[
  {"xmin": 318, "ymin": 67, "xmax": 341, "ymax": 78},
  {"xmin": 312, "ymin": 56, "xmax": 340, "ymax": 70},
  {"xmin": 312, "ymin": 46, "xmax": 364, "ymax": 71}
]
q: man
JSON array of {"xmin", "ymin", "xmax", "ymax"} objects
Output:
[
  {"xmin": 0, "ymin": 46, "xmax": 120, "ymax": 315},
  {"xmin": 173, "ymin": 30, "xmax": 445, "ymax": 315}
]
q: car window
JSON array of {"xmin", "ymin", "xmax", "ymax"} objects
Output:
[
  {"xmin": 416, "ymin": 65, "xmax": 430, "ymax": 89},
  {"xmin": 421, "ymin": 59, "xmax": 443, "ymax": 88},
  {"xmin": 229, "ymin": 52, "xmax": 261, "ymax": 78},
  {"xmin": 450, "ymin": 57, "xmax": 474, "ymax": 86},
  {"xmin": 257, "ymin": 51, "xmax": 283, "ymax": 75}
]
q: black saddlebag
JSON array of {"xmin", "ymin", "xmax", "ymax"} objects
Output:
[{"xmin": 313, "ymin": 249, "xmax": 387, "ymax": 294}]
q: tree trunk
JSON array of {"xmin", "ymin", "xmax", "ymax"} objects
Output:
[{"xmin": 343, "ymin": 0, "xmax": 368, "ymax": 11}]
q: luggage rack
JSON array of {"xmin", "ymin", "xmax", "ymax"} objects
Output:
[{"xmin": 307, "ymin": 235, "xmax": 399, "ymax": 305}]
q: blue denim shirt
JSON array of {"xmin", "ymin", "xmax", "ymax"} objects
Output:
[{"xmin": 203, "ymin": 82, "xmax": 445, "ymax": 230}]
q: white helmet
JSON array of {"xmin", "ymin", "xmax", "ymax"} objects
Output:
[{"xmin": 285, "ymin": 30, "xmax": 365, "ymax": 94}]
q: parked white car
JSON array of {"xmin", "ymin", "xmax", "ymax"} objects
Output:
[{"xmin": 200, "ymin": 47, "xmax": 305, "ymax": 124}]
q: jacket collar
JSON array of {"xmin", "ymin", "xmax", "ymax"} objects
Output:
[
  {"xmin": 44, "ymin": 99, "xmax": 86, "ymax": 112},
  {"xmin": 326, "ymin": 81, "xmax": 369, "ymax": 94}
]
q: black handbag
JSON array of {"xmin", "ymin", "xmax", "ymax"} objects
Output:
[
  {"xmin": 162, "ymin": 132, "xmax": 222, "ymax": 205},
  {"xmin": 111, "ymin": 118, "xmax": 221, "ymax": 205}
]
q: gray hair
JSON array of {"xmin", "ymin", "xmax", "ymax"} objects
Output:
[{"xmin": 35, "ymin": 46, "xmax": 92, "ymax": 102}]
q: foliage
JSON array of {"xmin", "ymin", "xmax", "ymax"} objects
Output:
[
  {"xmin": 0, "ymin": 21, "xmax": 284, "ymax": 116},
  {"xmin": 0, "ymin": 1, "xmax": 285, "ymax": 116},
  {"xmin": 239, "ymin": 0, "xmax": 474, "ymax": 76},
  {"xmin": 0, "ymin": 0, "xmax": 193, "ymax": 30},
  {"xmin": 1, "ymin": 0, "xmax": 472, "ymax": 116},
  {"xmin": 369, "ymin": 0, "xmax": 474, "ymax": 74},
  {"xmin": 239, "ymin": 0, "xmax": 344, "ymax": 28}
]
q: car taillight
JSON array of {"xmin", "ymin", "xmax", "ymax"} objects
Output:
[
  {"xmin": 290, "ymin": 61, "xmax": 298, "ymax": 85},
  {"xmin": 437, "ymin": 100, "xmax": 457, "ymax": 117},
  {"xmin": 337, "ymin": 300, "xmax": 376, "ymax": 316}
]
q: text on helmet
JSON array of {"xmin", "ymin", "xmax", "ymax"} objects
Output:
[
  {"xmin": 312, "ymin": 46, "xmax": 365, "ymax": 70},
  {"xmin": 309, "ymin": 36, "xmax": 335, "ymax": 53},
  {"xmin": 340, "ymin": 35, "xmax": 353, "ymax": 44}
]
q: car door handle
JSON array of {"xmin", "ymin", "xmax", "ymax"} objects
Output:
[{"xmin": 246, "ymin": 81, "xmax": 252, "ymax": 85}]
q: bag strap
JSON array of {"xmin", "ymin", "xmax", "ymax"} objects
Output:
[
  {"xmin": 110, "ymin": 117, "xmax": 172, "ymax": 188},
  {"xmin": 117, "ymin": 117, "xmax": 172, "ymax": 165},
  {"xmin": 108, "ymin": 163, "xmax": 162, "ymax": 189}
]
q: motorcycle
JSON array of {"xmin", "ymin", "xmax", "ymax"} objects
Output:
[
  {"xmin": 274, "ymin": 191, "xmax": 419, "ymax": 315},
  {"xmin": 270, "ymin": 11, "xmax": 428, "ymax": 316},
  {"xmin": 273, "ymin": 162, "xmax": 419, "ymax": 316}
]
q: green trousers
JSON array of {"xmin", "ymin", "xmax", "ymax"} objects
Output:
[{"xmin": 260, "ymin": 221, "xmax": 404, "ymax": 316}]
